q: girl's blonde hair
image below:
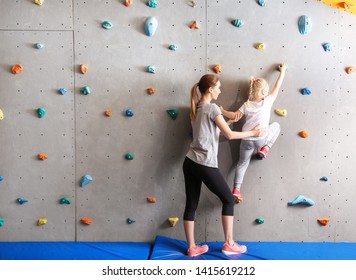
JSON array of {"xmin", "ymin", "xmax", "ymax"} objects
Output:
[
  {"xmin": 247, "ymin": 77, "xmax": 269, "ymax": 106},
  {"xmin": 190, "ymin": 74, "xmax": 219, "ymax": 120}
]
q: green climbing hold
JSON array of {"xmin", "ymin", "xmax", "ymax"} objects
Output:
[
  {"xmin": 147, "ymin": 0, "xmax": 158, "ymax": 8},
  {"xmin": 125, "ymin": 153, "xmax": 134, "ymax": 160},
  {"xmin": 169, "ymin": 44, "xmax": 178, "ymax": 51},
  {"xmin": 81, "ymin": 86, "xmax": 91, "ymax": 95},
  {"xmin": 127, "ymin": 218, "xmax": 136, "ymax": 224},
  {"xmin": 166, "ymin": 109, "xmax": 178, "ymax": 120},
  {"xmin": 0, "ymin": 218, "xmax": 4, "ymax": 227},
  {"xmin": 102, "ymin": 20, "xmax": 113, "ymax": 29},
  {"xmin": 231, "ymin": 19, "xmax": 244, "ymax": 28},
  {"xmin": 255, "ymin": 218, "xmax": 265, "ymax": 224},
  {"xmin": 37, "ymin": 108, "xmax": 46, "ymax": 118},
  {"xmin": 35, "ymin": 43, "xmax": 44, "ymax": 49},
  {"xmin": 60, "ymin": 197, "xmax": 71, "ymax": 204}
]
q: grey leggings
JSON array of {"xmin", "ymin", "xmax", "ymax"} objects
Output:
[{"xmin": 234, "ymin": 122, "xmax": 281, "ymax": 188}]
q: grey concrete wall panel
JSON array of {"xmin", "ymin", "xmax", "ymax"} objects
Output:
[
  {"xmin": 73, "ymin": 0, "xmax": 207, "ymax": 241},
  {"xmin": 0, "ymin": 0, "xmax": 73, "ymax": 30},
  {"xmin": 0, "ymin": 31, "xmax": 75, "ymax": 241},
  {"xmin": 1, "ymin": 0, "xmax": 356, "ymax": 243}
]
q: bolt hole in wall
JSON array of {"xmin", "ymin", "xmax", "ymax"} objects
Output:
[{"xmin": 0, "ymin": 0, "xmax": 356, "ymax": 243}]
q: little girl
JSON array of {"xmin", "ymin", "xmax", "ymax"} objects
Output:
[{"xmin": 220, "ymin": 64, "xmax": 287, "ymax": 203}]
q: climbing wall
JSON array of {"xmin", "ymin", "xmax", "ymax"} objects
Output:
[{"xmin": 0, "ymin": 0, "xmax": 356, "ymax": 243}]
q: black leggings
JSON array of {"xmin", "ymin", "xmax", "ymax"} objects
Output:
[{"xmin": 183, "ymin": 157, "xmax": 235, "ymax": 221}]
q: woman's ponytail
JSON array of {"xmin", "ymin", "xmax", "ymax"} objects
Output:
[{"xmin": 190, "ymin": 83, "xmax": 199, "ymax": 121}]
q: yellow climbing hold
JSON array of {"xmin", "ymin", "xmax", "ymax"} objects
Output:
[
  {"xmin": 274, "ymin": 108, "xmax": 287, "ymax": 117},
  {"xmin": 0, "ymin": 109, "xmax": 4, "ymax": 120},
  {"xmin": 255, "ymin": 43, "xmax": 265, "ymax": 50},
  {"xmin": 34, "ymin": 0, "xmax": 45, "ymax": 6},
  {"xmin": 168, "ymin": 217, "xmax": 179, "ymax": 227},
  {"xmin": 37, "ymin": 218, "xmax": 47, "ymax": 226}
]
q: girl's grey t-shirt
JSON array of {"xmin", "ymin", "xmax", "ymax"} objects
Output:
[{"xmin": 186, "ymin": 102, "xmax": 221, "ymax": 168}]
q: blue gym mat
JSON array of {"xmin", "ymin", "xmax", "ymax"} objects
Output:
[
  {"xmin": 149, "ymin": 235, "xmax": 356, "ymax": 260},
  {"xmin": 0, "ymin": 241, "xmax": 152, "ymax": 260}
]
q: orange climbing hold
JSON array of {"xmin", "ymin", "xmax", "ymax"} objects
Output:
[
  {"xmin": 80, "ymin": 64, "xmax": 88, "ymax": 74},
  {"xmin": 81, "ymin": 217, "xmax": 92, "ymax": 225},
  {"xmin": 105, "ymin": 109, "xmax": 112, "ymax": 117},
  {"xmin": 345, "ymin": 66, "xmax": 355, "ymax": 74},
  {"xmin": 190, "ymin": 21, "xmax": 199, "ymax": 29},
  {"xmin": 147, "ymin": 197, "xmax": 157, "ymax": 203},
  {"xmin": 147, "ymin": 87, "xmax": 155, "ymax": 95},
  {"xmin": 339, "ymin": 2, "xmax": 354, "ymax": 9},
  {"xmin": 12, "ymin": 64, "xmax": 23, "ymax": 75},
  {"xmin": 38, "ymin": 153, "xmax": 48, "ymax": 160},
  {"xmin": 125, "ymin": 0, "xmax": 132, "ymax": 6},
  {"xmin": 213, "ymin": 64, "xmax": 222, "ymax": 74},
  {"xmin": 318, "ymin": 218, "xmax": 330, "ymax": 226},
  {"xmin": 299, "ymin": 130, "xmax": 309, "ymax": 138}
]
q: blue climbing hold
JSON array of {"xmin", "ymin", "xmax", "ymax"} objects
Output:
[
  {"xmin": 320, "ymin": 176, "xmax": 328, "ymax": 181},
  {"xmin": 127, "ymin": 218, "xmax": 136, "ymax": 224},
  {"xmin": 17, "ymin": 198, "xmax": 28, "ymax": 204},
  {"xmin": 80, "ymin": 175, "xmax": 93, "ymax": 187},
  {"xmin": 301, "ymin": 88, "xmax": 311, "ymax": 95},
  {"xmin": 298, "ymin": 15, "xmax": 312, "ymax": 35},
  {"xmin": 58, "ymin": 88, "xmax": 67, "ymax": 95},
  {"xmin": 144, "ymin": 16, "xmax": 158, "ymax": 37},
  {"xmin": 288, "ymin": 195, "xmax": 315, "ymax": 206},
  {"xmin": 322, "ymin": 43, "xmax": 331, "ymax": 52},
  {"xmin": 257, "ymin": 0, "xmax": 266, "ymax": 7},
  {"xmin": 0, "ymin": 176, "xmax": 4, "ymax": 182},
  {"xmin": 125, "ymin": 108, "xmax": 134, "ymax": 117}
]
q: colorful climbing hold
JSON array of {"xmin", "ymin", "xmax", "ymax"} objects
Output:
[
  {"xmin": 322, "ymin": 43, "xmax": 331, "ymax": 52},
  {"xmin": 147, "ymin": 197, "xmax": 157, "ymax": 203},
  {"xmin": 147, "ymin": 0, "xmax": 158, "ymax": 8},
  {"xmin": 168, "ymin": 44, "xmax": 178, "ymax": 51},
  {"xmin": 345, "ymin": 66, "xmax": 355, "ymax": 74},
  {"xmin": 299, "ymin": 130, "xmax": 309, "ymax": 138},
  {"xmin": 59, "ymin": 197, "xmax": 71, "ymax": 204},
  {"xmin": 125, "ymin": 0, "xmax": 132, "ymax": 7},
  {"xmin": 58, "ymin": 88, "xmax": 67, "ymax": 95},
  {"xmin": 0, "ymin": 218, "xmax": 4, "ymax": 227},
  {"xmin": 80, "ymin": 86, "xmax": 91, "ymax": 95},
  {"xmin": 340, "ymin": 1, "xmax": 354, "ymax": 9},
  {"xmin": 301, "ymin": 88, "xmax": 311, "ymax": 95},
  {"xmin": 125, "ymin": 108, "xmax": 134, "ymax": 117},
  {"xmin": 147, "ymin": 65, "xmax": 156, "ymax": 74},
  {"xmin": 36, "ymin": 108, "xmax": 46, "ymax": 118},
  {"xmin": 127, "ymin": 218, "xmax": 136, "ymax": 224},
  {"xmin": 80, "ymin": 175, "xmax": 93, "ymax": 187},
  {"xmin": 81, "ymin": 217, "xmax": 92, "ymax": 225},
  {"xmin": 147, "ymin": 87, "xmax": 155, "ymax": 95},
  {"xmin": 125, "ymin": 153, "xmax": 134, "ymax": 160},
  {"xmin": 257, "ymin": 0, "xmax": 266, "ymax": 7},
  {"xmin": 166, "ymin": 109, "xmax": 178, "ymax": 120},
  {"xmin": 80, "ymin": 64, "xmax": 88, "ymax": 74},
  {"xmin": 35, "ymin": 43, "xmax": 44, "ymax": 49},
  {"xmin": 34, "ymin": 0, "xmax": 45, "ymax": 6},
  {"xmin": 255, "ymin": 43, "xmax": 266, "ymax": 50},
  {"xmin": 318, "ymin": 218, "xmax": 330, "ymax": 226},
  {"xmin": 0, "ymin": 176, "xmax": 4, "ymax": 182},
  {"xmin": 12, "ymin": 64, "xmax": 23, "ymax": 75},
  {"xmin": 213, "ymin": 64, "xmax": 222, "ymax": 74},
  {"xmin": 102, "ymin": 20, "xmax": 113, "ymax": 30},
  {"xmin": 288, "ymin": 195, "xmax": 315, "ymax": 206},
  {"xmin": 0, "ymin": 109, "xmax": 4, "ymax": 120},
  {"xmin": 37, "ymin": 219, "xmax": 47, "ymax": 226},
  {"xmin": 320, "ymin": 176, "xmax": 328, "ymax": 181},
  {"xmin": 168, "ymin": 217, "xmax": 179, "ymax": 227},
  {"xmin": 274, "ymin": 108, "xmax": 287, "ymax": 117},
  {"xmin": 17, "ymin": 198, "xmax": 28, "ymax": 204},
  {"xmin": 190, "ymin": 21, "xmax": 199, "ymax": 29},
  {"xmin": 255, "ymin": 218, "xmax": 265, "ymax": 224},
  {"xmin": 144, "ymin": 17, "xmax": 158, "ymax": 36},
  {"xmin": 190, "ymin": 1, "xmax": 196, "ymax": 7},
  {"xmin": 38, "ymin": 153, "xmax": 48, "ymax": 160},
  {"xmin": 231, "ymin": 19, "xmax": 244, "ymax": 28},
  {"xmin": 298, "ymin": 15, "xmax": 312, "ymax": 35},
  {"xmin": 104, "ymin": 109, "xmax": 112, "ymax": 117}
]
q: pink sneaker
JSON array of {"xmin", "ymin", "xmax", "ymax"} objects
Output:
[
  {"xmin": 257, "ymin": 145, "xmax": 270, "ymax": 159},
  {"xmin": 187, "ymin": 244, "xmax": 209, "ymax": 257},
  {"xmin": 232, "ymin": 188, "xmax": 243, "ymax": 203},
  {"xmin": 222, "ymin": 242, "xmax": 247, "ymax": 255}
]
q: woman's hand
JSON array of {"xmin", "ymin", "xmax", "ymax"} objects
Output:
[{"xmin": 252, "ymin": 125, "xmax": 266, "ymax": 137}]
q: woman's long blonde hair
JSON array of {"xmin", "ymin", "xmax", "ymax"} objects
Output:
[
  {"xmin": 190, "ymin": 74, "xmax": 219, "ymax": 120},
  {"xmin": 246, "ymin": 77, "xmax": 269, "ymax": 107}
]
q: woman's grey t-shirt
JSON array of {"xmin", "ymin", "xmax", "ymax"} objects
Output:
[{"xmin": 186, "ymin": 102, "xmax": 221, "ymax": 168}]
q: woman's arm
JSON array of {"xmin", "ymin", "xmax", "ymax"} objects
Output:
[{"xmin": 215, "ymin": 115, "xmax": 265, "ymax": 140}]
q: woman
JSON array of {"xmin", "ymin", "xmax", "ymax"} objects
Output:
[{"xmin": 183, "ymin": 74, "xmax": 265, "ymax": 257}]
